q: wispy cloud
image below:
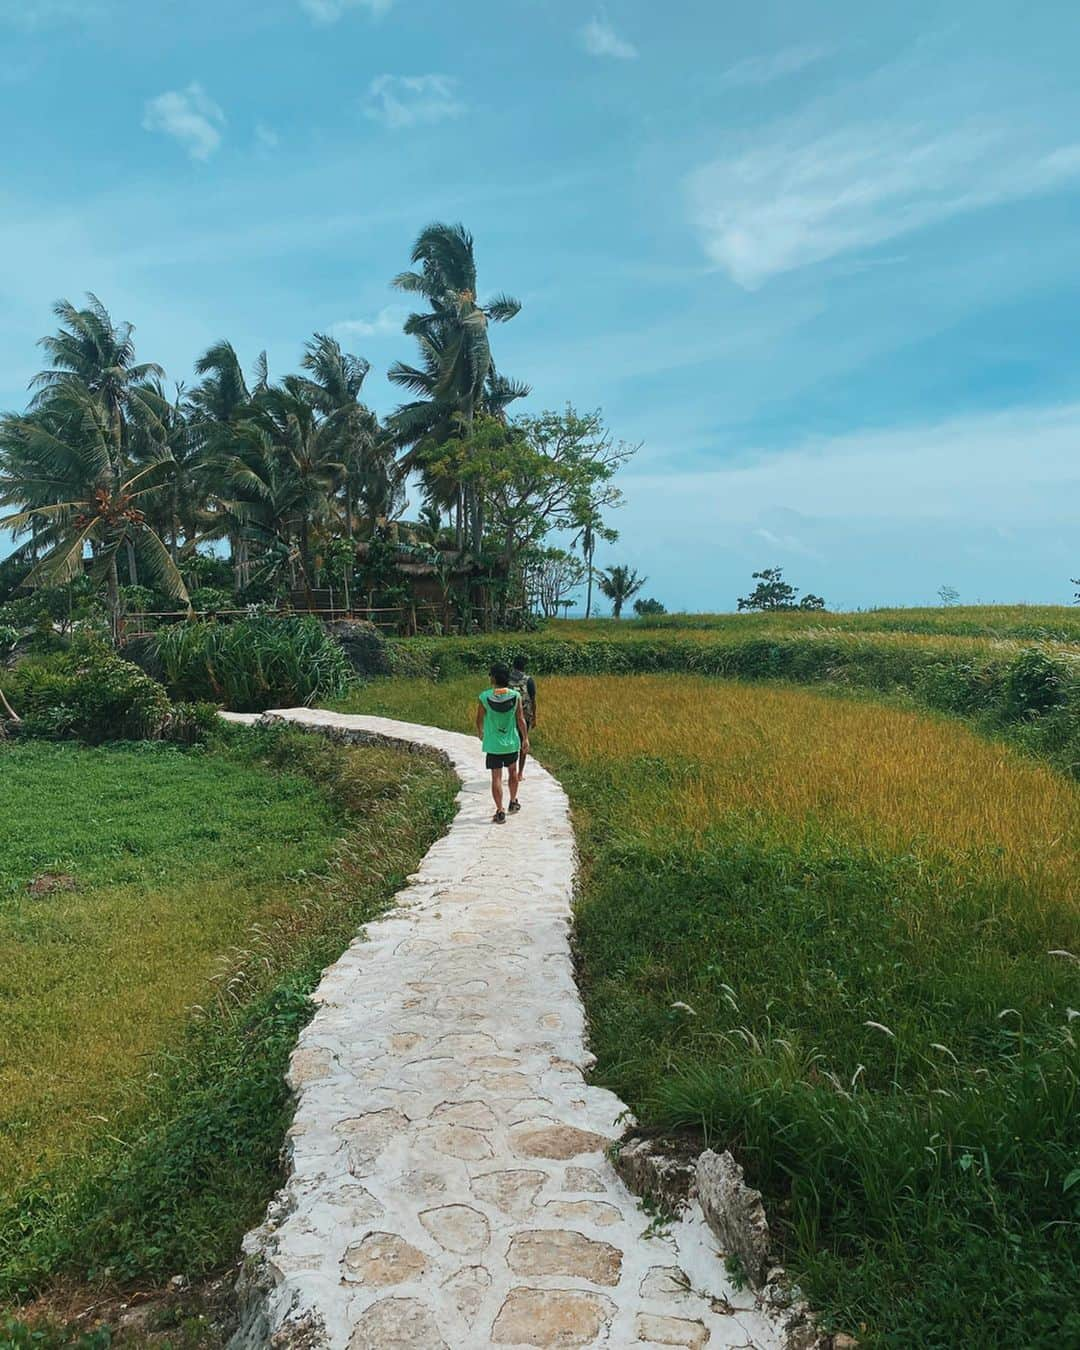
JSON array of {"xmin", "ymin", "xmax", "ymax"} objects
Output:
[
  {"xmin": 142, "ymin": 82, "xmax": 225, "ymax": 161},
  {"xmin": 364, "ymin": 74, "xmax": 463, "ymax": 129},
  {"xmin": 580, "ymin": 17, "xmax": 637, "ymax": 61},
  {"xmin": 331, "ymin": 306, "xmax": 408, "ymax": 340},
  {"xmin": 720, "ymin": 44, "xmax": 830, "ymax": 88},
  {"xmin": 688, "ymin": 120, "xmax": 1080, "ymax": 287},
  {"xmin": 299, "ymin": 0, "xmax": 392, "ymax": 22}
]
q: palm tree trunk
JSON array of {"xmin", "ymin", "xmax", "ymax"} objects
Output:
[
  {"xmin": 126, "ymin": 538, "xmax": 138, "ymax": 586},
  {"xmin": 585, "ymin": 537, "xmax": 594, "ymax": 619},
  {"xmin": 107, "ymin": 554, "xmax": 121, "ymax": 643}
]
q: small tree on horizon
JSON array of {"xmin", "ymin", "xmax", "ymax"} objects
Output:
[
  {"xmin": 633, "ymin": 596, "xmax": 666, "ymax": 616},
  {"xmin": 737, "ymin": 566, "xmax": 825, "ymax": 612},
  {"xmin": 597, "ymin": 564, "xmax": 645, "ymax": 618}
]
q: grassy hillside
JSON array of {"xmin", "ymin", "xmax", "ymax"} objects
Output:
[
  {"xmin": 0, "ymin": 729, "xmax": 456, "ymax": 1300},
  {"xmin": 334, "ymin": 674, "xmax": 1080, "ymax": 1349}
]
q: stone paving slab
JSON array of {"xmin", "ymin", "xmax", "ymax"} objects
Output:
[{"xmin": 223, "ymin": 708, "xmax": 783, "ymax": 1349}]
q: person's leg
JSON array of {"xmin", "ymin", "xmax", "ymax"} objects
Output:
[
  {"xmin": 490, "ymin": 766, "xmax": 505, "ymax": 817},
  {"xmin": 507, "ymin": 760, "xmax": 521, "ymax": 810}
]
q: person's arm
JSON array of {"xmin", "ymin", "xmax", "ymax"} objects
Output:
[
  {"xmin": 516, "ymin": 698, "xmax": 530, "ymax": 749},
  {"xmin": 475, "ymin": 698, "xmax": 486, "ymax": 740},
  {"xmin": 527, "ymin": 676, "xmax": 537, "ymax": 726}
]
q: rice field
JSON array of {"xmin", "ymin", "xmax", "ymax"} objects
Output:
[
  {"xmin": 548, "ymin": 603, "xmax": 1080, "ymax": 645},
  {"xmin": 335, "ymin": 672, "xmax": 1080, "ymax": 1347}
]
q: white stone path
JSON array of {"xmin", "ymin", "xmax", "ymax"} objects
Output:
[{"xmin": 223, "ymin": 708, "xmax": 783, "ymax": 1350}]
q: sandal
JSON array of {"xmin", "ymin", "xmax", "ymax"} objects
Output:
[
  {"xmin": 508, "ymin": 800, "xmax": 521, "ymax": 814},
  {"xmin": 493, "ymin": 809, "xmax": 506, "ymax": 824}
]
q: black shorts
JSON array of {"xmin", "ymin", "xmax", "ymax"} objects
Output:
[{"xmin": 486, "ymin": 751, "xmax": 519, "ymax": 769}]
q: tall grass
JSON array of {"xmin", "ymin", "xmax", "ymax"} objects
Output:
[
  {"xmin": 387, "ymin": 628, "xmax": 1080, "ymax": 777},
  {"xmin": 335, "ymin": 674, "xmax": 1080, "ymax": 1347},
  {"xmin": 148, "ymin": 616, "xmax": 352, "ymax": 711}
]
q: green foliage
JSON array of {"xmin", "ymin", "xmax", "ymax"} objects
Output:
[
  {"xmin": 0, "ymin": 1318, "xmax": 110, "ymax": 1349},
  {"xmin": 737, "ymin": 565, "xmax": 826, "ymax": 612},
  {"xmin": 5, "ymin": 634, "xmax": 171, "ymax": 743},
  {"xmin": 187, "ymin": 586, "xmax": 233, "ymax": 613},
  {"xmin": 633, "ymin": 597, "xmax": 666, "ymax": 616},
  {"xmin": 150, "ymin": 616, "xmax": 352, "ymax": 711},
  {"xmin": 0, "ymin": 626, "xmax": 17, "ymax": 657}
]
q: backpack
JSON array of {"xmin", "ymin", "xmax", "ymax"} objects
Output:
[{"xmin": 507, "ymin": 669, "xmax": 533, "ymax": 723}]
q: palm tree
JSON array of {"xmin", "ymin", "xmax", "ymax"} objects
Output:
[
  {"xmin": 222, "ymin": 380, "xmax": 345, "ymax": 591},
  {"xmin": 31, "ymin": 295, "xmax": 164, "ymax": 457},
  {"xmin": 298, "ymin": 333, "xmax": 381, "ymax": 540},
  {"xmin": 0, "ymin": 384, "xmax": 187, "ymax": 633},
  {"xmin": 597, "ymin": 564, "xmax": 646, "ymax": 619},
  {"xmin": 387, "ymin": 223, "xmax": 526, "ymax": 551},
  {"xmin": 129, "ymin": 380, "xmax": 209, "ymax": 564},
  {"xmin": 570, "ymin": 494, "xmax": 618, "ymax": 620},
  {"xmin": 189, "ymin": 341, "xmax": 263, "ymax": 590}
]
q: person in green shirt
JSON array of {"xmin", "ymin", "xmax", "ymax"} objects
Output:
[{"xmin": 475, "ymin": 661, "xmax": 530, "ymax": 824}]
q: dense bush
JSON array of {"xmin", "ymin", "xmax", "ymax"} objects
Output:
[
  {"xmin": 3, "ymin": 635, "xmax": 172, "ymax": 743},
  {"xmin": 148, "ymin": 616, "xmax": 352, "ymax": 711},
  {"xmin": 387, "ymin": 631, "xmax": 1080, "ymax": 773}
]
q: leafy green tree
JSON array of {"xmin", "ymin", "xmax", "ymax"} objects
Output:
[
  {"xmin": 737, "ymin": 566, "xmax": 826, "ymax": 612},
  {"xmin": 633, "ymin": 596, "xmax": 666, "ymax": 616},
  {"xmin": 597, "ymin": 563, "xmax": 646, "ymax": 618}
]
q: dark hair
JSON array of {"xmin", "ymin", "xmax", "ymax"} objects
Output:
[
  {"xmin": 490, "ymin": 661, "xmax": 511, "ymax": 686},
  {"xmin": 512, "ymin": 654, "xmax": 528, "ymax": 671}
]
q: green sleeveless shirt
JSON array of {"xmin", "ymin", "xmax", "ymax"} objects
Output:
[{"xmin": 479, "ymin": 687, "xmax": 521, "ymax": 755}]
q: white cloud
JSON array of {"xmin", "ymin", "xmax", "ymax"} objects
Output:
[
  {"xmin": 688, "ymin": 120, "xmax": 1080, "ymax": 287},
  {"xmin": 299, "ymin": 0, "xmax": 392, "ymax": 22},
  {"xmin": 626, "ymin": 401, "xmax": 1080, "ymax": 526},
  {"xmin": 331, "ymin": 306, "xmax": 409, "ymax": 340},
  {"xmin": 580, "ymin": 17, "xmax": 637, "ymax": 61},
  {"xmin": 720, "ymin": 44, "xmax": 830, "ymax": 88},
  {"xmin": 364, "ymin": 74, "xmax": 463, "ymax": 130},
  {"xmin": 142, "ymin": 82, "xmax": 225, "ymax": 161}
]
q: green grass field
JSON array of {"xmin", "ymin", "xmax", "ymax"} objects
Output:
[
  {"xmin": 0, "ymin": 730, "xmax": 457, "ymax": 1301},
  {"xmin": 334, "ymin": 673, "xmax": 1080, "ymax": 1349},
  {"xmin": 547, "ymin": 603, "xmax": 1080, "ymax": 644}
]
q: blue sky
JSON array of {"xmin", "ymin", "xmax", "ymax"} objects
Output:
[{"xmin": 2, "ymin": 0, "xmax": 1079, "ymax": 611}]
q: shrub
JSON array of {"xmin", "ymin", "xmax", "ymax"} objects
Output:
[
  {"xmin": 150, "ymin": 616, "xmax": 352, "ymax": 711},
  {"xmin": 6, "ymin": 636, "xmax": 171, "ymax": 743},
  {"xmin": 1003, "ymin": 647, "xmax": 1067, "ymax": 719},
  {"xmin": 188, "ymin": 585, "xmax": 233, "ymax": 613},
  {"xmin": 164, "ymin": 700, "xmax": 221, "ymax": 745},
  {"xmin": 0, "ymin": 626, "xmax": 17, "ymax": 659}
]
